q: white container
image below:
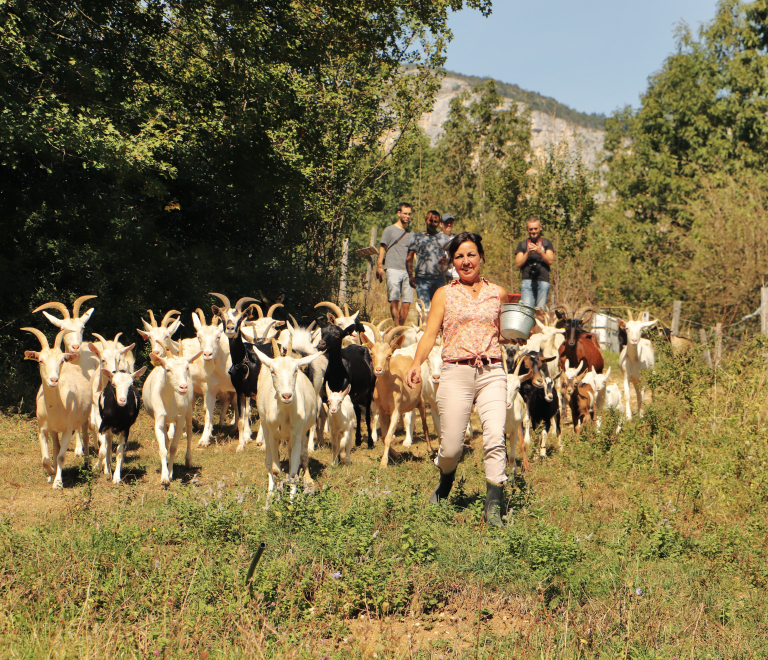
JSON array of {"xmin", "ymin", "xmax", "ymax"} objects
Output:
[{"xmin": 592, "ymin": 312, "xmax": 620, "ymax": 353}]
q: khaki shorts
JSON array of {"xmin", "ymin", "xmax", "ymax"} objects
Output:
[{"xmin": 385, "ymin": 268, "xmax": 415, "ymax": 303}]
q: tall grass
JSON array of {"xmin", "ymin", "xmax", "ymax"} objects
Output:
[{"xmin": 1, "ymin": 339, "xmax": 767, "ymax": 658}]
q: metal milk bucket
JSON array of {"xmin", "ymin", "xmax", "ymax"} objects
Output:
[{"xmin": 500, "ymin": 303, "xmax": 536, "ymax": 340}]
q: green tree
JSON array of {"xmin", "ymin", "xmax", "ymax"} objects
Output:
[{"xmin": 0, "ymin": 0, "xmax": 491, "ymax": 404}]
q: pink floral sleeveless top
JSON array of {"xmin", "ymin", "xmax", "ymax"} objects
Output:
[{"xmin": 442, "ymin": 278, "xmax": 503, "ymax": 364}]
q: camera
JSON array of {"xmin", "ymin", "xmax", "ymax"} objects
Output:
[{"xmin": 528, "ymin": 261, "xmax": 540, "ymax": 278}]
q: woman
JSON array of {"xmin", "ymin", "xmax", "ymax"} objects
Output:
[{"xmin": 406, "ymin": 232, "xmax": 510, "ymax": 527}]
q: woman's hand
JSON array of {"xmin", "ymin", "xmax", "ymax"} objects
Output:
[{"xmin": 406, "ymin": 363, "xmax": 421, "ymax": 389}]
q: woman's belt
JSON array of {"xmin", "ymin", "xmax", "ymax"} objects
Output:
[{"xmin": 447, "ymin": 357, "xmax": 502, "ymax": 366}]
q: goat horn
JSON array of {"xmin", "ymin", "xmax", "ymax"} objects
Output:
[
  {"xmin": 386, "ymin": 325, "xmax": 410, "ymax": 345},
  {"xmin": 161, "ymin": 310, "xmax": 181, "ymax": 327},
  {"xmin": 270, "ymin": 337, "xmax": 280, "ymax": 357},
  {"xmin": 315, "ymin": 301, "xmax": 344, "ymax": 317},
  {"xmin": 266, "ymin": 302, "xmax": 283, "ymax": 318},
  {"xmin": 285, "ymin": 334, "xmax": 293, "ymax": 357},
  {"xmin": 307, "ymin": 320, "xmax": 316, "ymax": 331},
  {"xmin": 260, "ymin": 319, "xmax": 278, "ymax": 340},
  {"xmin": 113, "ymin": 332, "xmax": 123, "ymax": 344},
  {"xmin": 626, "ymin": 308, "xmax": 634, "ymax": 322},
  {"xmin": 147, "ymin": 310, "xmax": 158, "ymax": 327},
  {"xmin": 53, "ymin": 330, "xmax": 68, "ymax": 351},
  {"xmin": 72, "ymin": 295, "xmax": 97, "ymax": 318},
  {"xmin": 575, "ymin": 306, "xmax": 593, "ymax": 321},
  {"xmin": 209, "ymin": 292, "xmax": 231, "ymax": 310},
  {"xmin": 32, "ymin": 301, "xmax": 70, "ymax": 319},
  {"xmin": 343, "ymin": 303, "xmax": 350, "ymax": 317},
  {"xmin": 376, "ymin": 318, "xmax": 392, "ymax": 332},
  {"xmin": 21, "ymin": 327, "xmax": 49, "ymax": 350},
  {"xmin": 514, "ymin": 356, "xmax": 523, "ymax": 376},
  {"xmin": 361, "ymin": 321, "xmax": 382, "ymax": 344},
  {"xmin": 288, "ymin": 313, "xmax": 299, "ymax": 330},
  {"xmin": 236, "ymin": 297, "xmax": 259, "ymax": 313},
  {"xmin": 91, "ymin": 333, "xmax": 109, "ymax": 345},
  {"xmin": 195, "ymin": 308, "xmax": 207, "ymax": 326}
]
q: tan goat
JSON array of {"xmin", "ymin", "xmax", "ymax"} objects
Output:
[
  {"xmin": 22, "ymin": 327, "xmax": 92, "ymax": 489},
  {"xmin": 361, "ymin": 323, "xmax": 432, "ymax": 467}
]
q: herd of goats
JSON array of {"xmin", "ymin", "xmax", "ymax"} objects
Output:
[{"xmin": 21, "ymin": 293, "xmax": 669, "ymax": 496}]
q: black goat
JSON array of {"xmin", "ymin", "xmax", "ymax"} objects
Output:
[
  {"xmin": 97, "ymin": 367, "xmax": 146, "ymax": 483},
  {"xmin": 226, "ymin": 315, "xmax": 275, "ymax": 447},
  {"xmin": 316, "ymin": 322, "xmax": 376, "ymax": 449},
  {"xmin": 511, "ymin": 350, "xmax": 562, "ymax": 458}
]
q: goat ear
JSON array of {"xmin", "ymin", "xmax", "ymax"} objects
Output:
[
  {"xmin": 63, "ymin": 353, "xmax": 78, "ymax": 362},
  {"xmin": 187, "ymin": 351, "xmax": 203, "ymax": 364},
  {"xmin": 343, "ymin": 383, "xmax": 351, "ymax": 398},
  {"xmin": 520, "ymin": 371, "xmax": 533, "ymax": 382},
  {"xmin": 137, "ymin": 328, "xmax": 150, "ymax": 340},
  {"xmin": 327, "ymin": 312, "xmax": 336, "ymax": 324},
  {"xmin": 132, "ymin": 366, "xmax": 147, "ymax": 379},
  {"xmin": 100, "ymin": 368, "xmax": 112, "ymax": 379},
  {"xmin": 121, "ymin": 343, "xmax": 135, "ymax": 354},
  {"xmin": 342, "ymin": 323, "xmax": 356, "ymax": 337},
  {"xmin": 360, "ymin": 334, "xmax": 374, "ymax": 349},
  {"xmin": 24, "ymin": 350, "xmax": 40, "ymax": 361},
  {"xmin": 88, "ymin": 342, "xmax": 101, "ymax": 357},
  {"xmin": 391, "ymin": 333, "xmax": 406, "ymax": 349},
  {"xmin": 149, "ymin": 352, "xmax": 164, "ymax": 367},
  {"xmin": 41, "ymin": 311, "xmax": 65, "ymax": 328},
  {"xmin": 605, "ymin": 367, "xmax": 611, "ymax": 379},
  {"xmin": 617, "ymin": 319, "xmax": 626, "ymax": 329},
  {"xmin": 80, "ymin": 308, "xmax": 95, "ymax": 323},
  {"xmin": 542, "ymin": 355, "xmax": 557, "ymax": 363},
  {"xmin": 192, "ymin": 313, "xmax": 202, "ymax": 332}
]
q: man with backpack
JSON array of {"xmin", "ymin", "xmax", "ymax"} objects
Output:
[{"xmin": 376, "ymin": 202, "xmax": 414, "ymax": 325}]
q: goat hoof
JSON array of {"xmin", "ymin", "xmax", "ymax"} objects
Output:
[
  {"xmin": 197, "ymin": 440, "xmax": 210, "ymax": 448},
  {"xmin": 367, "ymin": 441, "xmax": 374, "ymax": 450},
  {"xmin": 112, "ymin": 476, "xmax": 121, "ymax": 485},
  {"xmin": 52, "ymin": 479, "xmax": 63, "ymax": 490},
  {"xmin": 402, "ymin": 440, "xmax": 413, "ymax": 448}
]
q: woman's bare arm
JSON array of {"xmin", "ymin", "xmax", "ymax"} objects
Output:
[{"xmin": 405, "ymin": 287, "xmax": 446, "ymax": 388}]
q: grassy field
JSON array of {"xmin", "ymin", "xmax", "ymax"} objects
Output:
[{"xmin": 2, "ymin": 340, "xmax": 768, "ymax": 659}]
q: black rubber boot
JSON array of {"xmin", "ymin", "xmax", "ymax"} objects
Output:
[
  {"xmin": 483, "ymin": 481, "xmax": 505, "ymax": 528},
  {"xmin": 429, "ymin": 470, "xmax": 456, "ymax": 504}
]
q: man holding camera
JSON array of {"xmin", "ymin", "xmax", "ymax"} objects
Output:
[{"xmin": 515, "ymin": 217, "xmax": 555, "ymax": 309}]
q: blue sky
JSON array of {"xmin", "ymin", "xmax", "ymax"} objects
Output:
[{"xmin": 445, "ymin": 1, "xmax": 720, "ymax": 116}]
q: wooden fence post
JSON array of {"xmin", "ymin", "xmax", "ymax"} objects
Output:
[
  {"xmin": 762, "ymin": 287, "xmax": 768, "ymax": 336},
  {"xmin": 699, "ymin": 328, "xmax": 712, "ymax": 368},
  {"xmin": 339, "ymin": 238, "xmax": 349, "ymax": 307},
  {"xmin": 714, "ymin": 323, "xmax": 722, "ymax": 368},
  {"xmin": 672, "ymin": 301, "xmax": 682, "ymax": 335}
]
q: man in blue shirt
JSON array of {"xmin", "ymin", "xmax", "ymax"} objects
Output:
[{"xmin": 406, "ymin": 210, "xmax": 451, "ymax": 305}]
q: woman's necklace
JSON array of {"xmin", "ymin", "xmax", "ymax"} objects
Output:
[{"xmin": 462, "ymin": 278, "xmax": 480, "ymax": 293}]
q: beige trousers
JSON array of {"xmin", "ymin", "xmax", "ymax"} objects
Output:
[{"xmin": 435, "ymin": 363, "xmax": 508, "ymax": 484}]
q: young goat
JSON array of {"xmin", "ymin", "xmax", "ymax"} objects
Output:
[
  {"xmin": 569, "ymin": 382, "xmax": 595, "ymax": 435},
  {"xmin": 142, "ymin": 345, "xmax": 202, "ymax": 486},
  {"xmin": 23, "ymin": 327, "xmax": 92, "ymax": 488},
  {"xmin": 93, "ymin": 367, "xmax": 146, "ymax": 483},
  {"xmin": 325, "ymin": 383, "xmax": 355, "ymax": 466}
]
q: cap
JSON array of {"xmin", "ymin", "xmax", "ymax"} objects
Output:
[{"xmin": 441, "ymin": 213, "xmax": 455, "ymax": 223}]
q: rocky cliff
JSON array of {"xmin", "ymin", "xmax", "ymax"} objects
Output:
[{"xmin": 419, "ymin": 75, "xmax": 605, "ymax": 169}]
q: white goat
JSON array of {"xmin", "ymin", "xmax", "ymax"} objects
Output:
[
  {"xmin": 180, "ymin": 309, "xmax": 243, "ymax": 450},
  {"xmin": 324, "ymin": 383, "xmax": 355, "ymax": 465},
  {"xmin": 142, "ymin": 345, "xmax": 202, "ymax": 486},
  {"xmin": 618, "ymin": 310, "xmax": 657, "ymax": 419},
  {"xmin": 254, "ymin": 339, "xmax": 325, "ymax": 498},
  {"xmin": 22, "ymin": 327, "xmax": 92, "ymax": 489},
  {"xmin": 586, "ymin": 366, "xmax": 623, "ymax": 429},
  {"xmin": 136, "ymin": 309, "xmax": 182, "ymax": 355},
  {"xmin": 504, "ymin": 354, "xmax": 533, "ymax": 475},
  {"xmin": 33, "ymin": 295, "xmax": 98, "ymax": 456},
  {"xmin": 402, "ymin": 339, "xmax": 442, "ymax": 447}
]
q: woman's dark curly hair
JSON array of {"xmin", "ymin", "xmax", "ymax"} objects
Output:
[{"xmin": 447, "ymin": 232, "xmax": 485, "ymax": 261}]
